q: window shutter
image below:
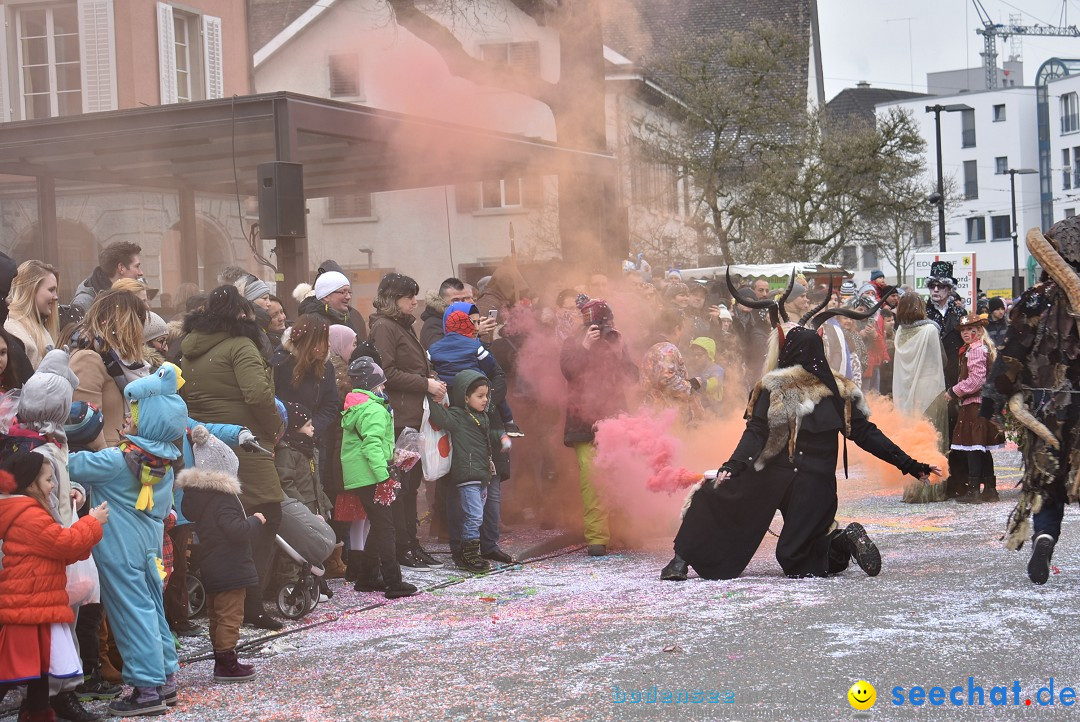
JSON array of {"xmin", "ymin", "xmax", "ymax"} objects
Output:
[
  {"xmin": 202, "ymin": 14, "xmax": 223, "ymax": 99},
  {"xmin": 454, "ymin": 183, "xmax": 478, "ymax": 213},
  {"xmin": 0, "ymin": 5, "xmax": 9, "ymax": 122},
  {"xmin": 156, "ymin": 2, "xmax": 177, "ymax": 104},
  {"xmin": 510, "ymin": 41, "xmax": 540, "ymax": 77},
  {"xmin": 78, "ymin": 0, "xmax": 117, "ymax": 112}
]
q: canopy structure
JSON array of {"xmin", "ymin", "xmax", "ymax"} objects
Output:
[
  {"xmin": 0, "ymin": 91, "xmax": 616, "ymax": 293},
  {"xmin": 678, "ymin": 263, "xmax": 848, "ymax": 280}
]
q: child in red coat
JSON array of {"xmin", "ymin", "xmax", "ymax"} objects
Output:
[{"xmin": 0, "ymin": 451, "xmax": 108, "ymax": 722}]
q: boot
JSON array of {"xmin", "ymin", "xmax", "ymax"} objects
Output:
[
  {"xmin": 324, "ymin": 543, "xmax": 346, "ymax": 579},
  {"xmin": 957, "ymin": 477, "xmax": 982, "ymax": 504},
  {"xmin": 17, "ymin": 706, "xmax": 56, "ymax": 722},
  {"xmin": 353, "ymin": 550, "xmax": 387, "ymax": 593},
  {"xmin": 944, "ymin": 476, "xmax": 968, "ymax": 499},
  {"xmin": 660, "ymin": 555, "xmax": 688, "ymax": 581},
  {"xmin": 843, "ymin": 522, "xmax": 881, "ymax": 577},
  {"xmin": 213, "ymin": 649, "xmax": 255, "ymax": 683},
  {"xmin": 980, "ymin": 475, "xmax": 1000, "ymax": 502},
  {"xmin": 459, "ymin": 540, "xmax": 490, "ymax": 573},
  {"xmin": 97, "ymin": 619, "xmax": 122, "ymax": 685},
  {"xmin": 384, "ymin": 580, "xmax": 419, "ymax": 599},
  {"xmin": 344, "ymin": 550, "xmax": 363, "ymax": 582},
  {"xmin": 49, "ymin": 692, "xmax": 101, "ymax": 722}
]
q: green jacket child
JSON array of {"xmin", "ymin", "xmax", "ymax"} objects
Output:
[
  {"xmin": 426, "ymin": 369, "xmax": 506, "ymax": 488},
  {"xmin": 341, "ymin": 386, "xmax": 394, "ymax": 490}
]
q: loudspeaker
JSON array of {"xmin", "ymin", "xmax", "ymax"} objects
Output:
[{"xmin": 257, "ymin": 161, "xmax": 306, "ymax": 239}]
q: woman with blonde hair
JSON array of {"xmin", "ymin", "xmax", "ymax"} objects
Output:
[
  {"xmin": 111, "ymin": 277, "xmax": 151, "ymax": 311},
  {"xmin": 69, "ymin": 290, "xmax": 149, "ymax": 449},
  {"xmin": 5, "ymin": 260, "xmax": 59, "ymax": 368}
]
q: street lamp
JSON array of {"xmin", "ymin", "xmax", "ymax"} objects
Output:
[
  {"xmin": 1007, "ymin": 168, "xmax": 1038, "ymax": 299},
  {"xmin": 925, "ymin": 103, "xmax": 973, "ymax": 252}
]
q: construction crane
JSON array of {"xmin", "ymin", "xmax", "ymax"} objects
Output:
[{"xmin": 973, "ymin": 0, "xmax": 1080, "ymax": 89}]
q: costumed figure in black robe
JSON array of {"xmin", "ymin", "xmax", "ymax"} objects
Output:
[
  {"xmin": 661, "ymin": 272, "xmax": 938, "ymax": 581},
  {"xmin": 982, "ymin": 217, "xmax": 1080, "ymax": 584}
]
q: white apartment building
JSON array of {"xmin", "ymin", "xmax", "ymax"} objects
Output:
[{"xmin": 877, "ymin": 86, "xmax": 1040, "ymax": 294}]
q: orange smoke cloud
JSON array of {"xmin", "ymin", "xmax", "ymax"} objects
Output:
[{"xmin": 845, "ymin": 395, "xmax": 950, "ymax": 488}]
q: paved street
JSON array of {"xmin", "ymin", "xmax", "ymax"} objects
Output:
[{"xmin": 8, "ymin": 449, "xmax": 1080, "ymax": 721}]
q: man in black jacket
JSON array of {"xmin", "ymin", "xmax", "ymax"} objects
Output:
[{"xmin": 297, "ymin": 260, "xmax": 367, "ymax": 340}]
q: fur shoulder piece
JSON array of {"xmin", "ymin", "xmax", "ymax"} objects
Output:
[
  {"xmin": 175, "ymin": 468, "xmax": 242, "ymax": 495},
  {"xmin": 748, "ymin": 365, "xmax": 869, "ymax": 471}
]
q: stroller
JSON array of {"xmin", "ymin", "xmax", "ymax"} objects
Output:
[{"xmin": 272, "ymin": 497, "xmax": 336, "ymax": 619}]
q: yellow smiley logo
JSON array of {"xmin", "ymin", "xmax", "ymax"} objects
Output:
[{"xmin": 848, "ymin": 680, "xmax": 876, "ymax": 710}]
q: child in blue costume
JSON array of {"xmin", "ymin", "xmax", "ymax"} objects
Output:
[{"xmin": 68, "ymin": 364, "xmax": 188, "ymax": 718}]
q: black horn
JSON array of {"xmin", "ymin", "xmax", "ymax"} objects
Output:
[
  {"xmin": 727, "ymin": 267, "xmax": 781, "ymax": 328},
  {"xmin": 798, "ymin": 276, "xmax": 834, "ymax": 327},
  {"xmin": 776, "ymin": 267, "xmax": 798, "ymax": 323},
  {"xmin": 810, "ymin": 286, "xmax": 896, "ymax": 330}
]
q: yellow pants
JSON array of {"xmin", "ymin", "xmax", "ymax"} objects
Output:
[{"xmin": 574, "ymin": 443, "xmax": 610, "ymax": 546}]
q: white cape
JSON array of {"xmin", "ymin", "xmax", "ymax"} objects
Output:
[{"xmin": 893, "ymin": 321, "xmax": 945, "ymax": 416}]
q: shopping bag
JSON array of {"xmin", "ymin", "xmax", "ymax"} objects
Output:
[
  {"xmin": 420, "ymin": 396, "xmax": 452, "ymax": 481},
  {"xmin": 64, "ymin": 501, "xmax": 100, "ymax": 605}
]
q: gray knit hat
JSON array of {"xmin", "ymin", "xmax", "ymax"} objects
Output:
[
  {"xmin": 189, "ymin": 424, "xmax": 239, "ymax": 478},
  {"xmin": 19, "ymin": 348, "xmax": 79, "ymax": 436},
  {"xmin": 144, "ymin": 311, "xmax": 168, "ymax": 343}
]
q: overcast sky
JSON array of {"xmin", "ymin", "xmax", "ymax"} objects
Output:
[{"xmin": 818, "ymin": 0, "xmax": 1080, "ymax": 100}]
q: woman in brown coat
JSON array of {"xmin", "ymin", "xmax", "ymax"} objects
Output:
[{"xmin": 368, "ymin": 273, "xmax": 446, "ymax": 571}]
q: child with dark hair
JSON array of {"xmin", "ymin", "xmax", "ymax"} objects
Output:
[
  {"xmin": 426, "ymin": 370, "xmax": 514, "ymax": 572},
  {"xmin": 0, "ymin": 451, "xmax": 108, "ymax": 721}
]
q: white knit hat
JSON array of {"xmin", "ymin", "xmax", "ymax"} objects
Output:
[
  {"xmin": 313, "ymin": 271, "xmax": 349, "ymax": 300},
  {"xmin": 189, "ymin": 424, "xmax": 239, "ymax": 478},
  {"xmin": 717, "ymin": 306, "xmax": 732, "ymax": 320},
  {"xmin": 144, "ymin": 311, "xmax": 168, "ymax": 342}
]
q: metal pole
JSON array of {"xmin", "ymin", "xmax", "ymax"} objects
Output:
[
  {"xmin": 1009, "ymin": 170, "xmax": 1024, "ymax": 298},
  {"xmin": 934, "ymin": 108, "xmax": 947, "ymax": 252}
]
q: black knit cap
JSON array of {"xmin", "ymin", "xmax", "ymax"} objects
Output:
[
  {"xmin": 0, "ymin": 450, "xmax": 45, "ymax": 494},
  {"xmin": 282, "ymin": 401, "xmax": 312, "ymax": 436}
]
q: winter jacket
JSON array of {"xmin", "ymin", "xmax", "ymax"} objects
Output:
[
  {"xmin": 70, "ymin": 348, "xmax": 132, "ymax": 450},
  {"xmin": 368, "ymin": 311, "xmax": 431, "ymax": 430},
  {"xmin": 276, "ymin": 440, "xmax": 332, "ymax": 517},
  {"xmin": 177, "ymin": 468, "xmax": 260, "ymax": 594},
  {"xmin": 270, "ymin": 347, "xmax": 339, "ymax": 438},
  {"xmin": 951, "ymin": 343, "xmax": 991, "ymax": 406},
  {"xmin": 987, "ymin": 316, "xmax": 1008, "ymax": 349},
  {"xmin": 425, "ymin": 369, "xmax": 505, "ymax": 487},
  {"xmin": 419, "ymin": 291, "xmax": 450, "ymax": 350},
  {"xmin": 0, "ymin": 495, "xmax": 102, "ymax": 625},
  {"xmin": 4, "ymin": 314, "xmax": 52, "ymax": 369},
  {"xmin": 340, "ymin": 389, "xmax": 393, "ymax": 490},
  {"xmin": 180, "ymin": 317, "xmax": 283, "ymax": 508},
  {"xmin": 298, "ymin": 295, "xmax": 367, "ymax": 341},
  {"xmin": 560, "ymin": 334, "xmax": 639, "ymax": 446},
  {"xmin": 70, "ymin": 267, "xmax": 113, "ymax": 315},
  {"xmin": 322, "ymin": 351, "xmax": 351, "ymax": 499},
  {"xmin": 427, "ymin": 303, "xmax": 507, "ymax": 404}
]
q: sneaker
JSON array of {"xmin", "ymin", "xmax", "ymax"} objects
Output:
[
  {"xmin": 76, "ymin": 671, "xmax": 122, "ymax": 702},
  {"xmin": 171, "ymin": 620, "xmax": 201, "ymax": 638},
  {"xmin": 243, "ymin": 613, "xmax": 284, "ymax": 631},
  {"xmin": 844, "ymin": 522, "xmax": 881, "ymax": 577},
  {"xmin": 397, "ymin": 549, "xmax": 432, "ymax": 572},
  {"xmin": 504, "ymin": 421, "xmax": 525, "ymax": 438},
  {"xmin": 51, "ymin": 690, "xmax": 102, "ymax": 721},
  {"xmin": 460, "ymin": 540, "xmax": 491, "ymax": 572},
  {"xmin": 481, "ymin": 547, "xmax": 518, "ymax": 565},
  {"xmin": 108, "ymin": 688, "xmax": 167, "ymax": 717},
  {"xmin": 411, "ymin": 543, "xmax": 444, "ymax": 569},
  {"xmin": 158, "ymin": 678, "xmax": 178, "ymax": 707},
  {"xmin": 587, "ymin": 544, "xmax": 608, "ymax": 557},
  {"xmin": 1028, "ymin": 534, "xmax": 1055, "ymax": 585},
  {"xmin": 384, "ymin": 581, "xmax": 419, "ymax": 599}
]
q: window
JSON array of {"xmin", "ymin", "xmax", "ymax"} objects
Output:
[
  {"xmin": 1067, "ymin": 208, "xmax": 1077, "ymax": 218},
  {"xmin": 840, "ymin": 245, "xmax": 858, "ymax": 271},
  {"xmin": 157, "ymin": 2, "xmax": 222, "ymax": 104},
  {"xmin": 961, "ymin": 108, "xmax": 976, "ymax": 147},
  {"xmin": 481, "ymin": 178, "xmax": 523, "ymax": 209},
  {"xmin": 629, "ymin": 138, "xmax": 680, "ymax": 215},
  {"xmin": 995, "ymin": 156, "xmax": 1008, "ymax": 175},
  {"xmin": 861, "ymin": 246, "xmax": 878, "ymax": 270},
  {"xmin": 967, "ymin": 216, "xmax": 986, "ymax": 243},
  {"xmin": 963, "ymin": 160, "xmax": 978, "ymax": 200},
  {"xmin": 479, "ymin": 41, "xmax": 541, "ymax": 77},
  {"xmin": 990, "ymin": 215, "xmax": 1011, "ymax": 240},
  {"xmin": 1065, "ymin": 149, "xmax": 1072, "ymax": 190},
  {"xmin": 1074, "ymin": 147, "xmax": 1080, "ymax": 189},
  {"xmin": 914, "ymin": 221, "xmax": 932, "ymax": 247},
  {"xmin": 1063, "ymin": 92, "xmax": 1080, "ymax": 134},
  {"xmin": 328, "ymin": 193, "xmax": 373, "ymax": 219},
  {"xmin": 16, "ymin": 4, "xmax": 82, "ymax": 119},
  {"xmin": 993, "ymin": 104, "xmax": 1006, "ymax": 122},
  {"xmin": 329, "ymin": 53, "xmax": 362, "ymax": 98}
]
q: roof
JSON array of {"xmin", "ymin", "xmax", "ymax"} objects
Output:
[
  {"xmin": 249, "ymin": 0, "xmax": 319, "ymax": 56},
  {"xmin": 825, "ymin": 87, "xmax": 930, "ymax": 127},
  {"xmin": 0, "ymin": 92, "xmax": 613, "ymax": 198}
]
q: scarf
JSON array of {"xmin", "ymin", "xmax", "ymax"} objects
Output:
[{"xmin": 119, "ymin": 439, "xmax": 171, "ymax": 511}]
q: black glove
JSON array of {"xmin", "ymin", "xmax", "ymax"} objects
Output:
[{"xmin": 899, "ymin": 458, "xmax": 931, "ymax": 479}]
